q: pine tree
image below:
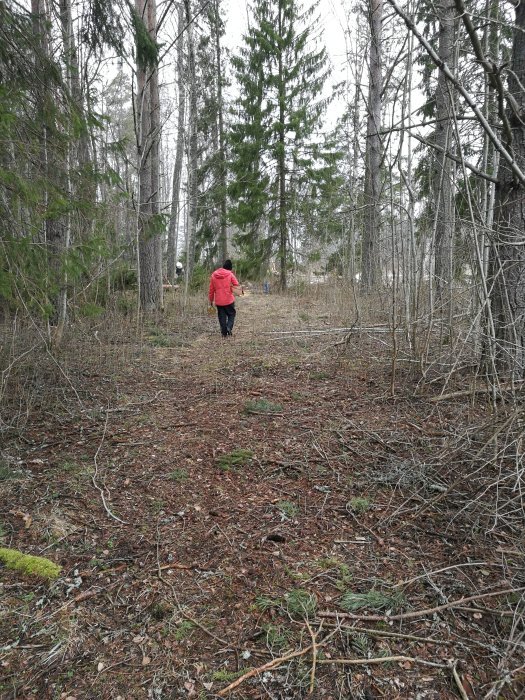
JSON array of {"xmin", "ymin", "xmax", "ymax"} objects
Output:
[
  {"xmin": 229, "ymin": 0, "xmax": 331, "ymax": 288},
  {"xmin": 135, "ymin": 0, "xmax": 163, "ymax": 311}
]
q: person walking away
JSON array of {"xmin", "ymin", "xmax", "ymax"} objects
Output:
[{"xmin": 208, "ymin": 260, "xmax": 240, "ymax": 337}]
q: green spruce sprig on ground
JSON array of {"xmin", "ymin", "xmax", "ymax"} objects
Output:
[{"xmin": 340, "ymin": 589, "xmax": 406, "ymax": 613}]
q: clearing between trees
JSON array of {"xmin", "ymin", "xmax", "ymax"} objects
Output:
[{"xmin": 1, "ymin": 290, "xmax": 524, "ymax": 699}]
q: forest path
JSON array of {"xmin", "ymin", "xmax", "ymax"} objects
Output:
[{"xmin": 1, "ymin": 291, "xmax": 511, "ymax": 699}]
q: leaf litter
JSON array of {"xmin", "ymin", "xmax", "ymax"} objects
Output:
[{"xmin": 0, "ymin": 292, "xmax": 523, "ymax": 699}]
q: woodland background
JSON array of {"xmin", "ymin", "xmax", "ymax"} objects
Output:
[{"xmin": 1, "ymin": 0, "xmax": 525, "ymax": 698}]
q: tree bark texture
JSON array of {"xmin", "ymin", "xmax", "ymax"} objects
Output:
[
  {"xmin": 184, "ymin": 0, "xmax": 198, "ymax": 280},
  {"xmin": 361, "ymin": 0, "xmax": 383, "ymax": 292},
  {"xmin": 490, "ymin": 3, "xmax": 525, "ymax": 378},
  {"xmin": 32, "ymin": 0, "xmax": 68, "ymax": 326},
  {"xmin": 136, "ymin": 0, "xmax": 163, "ymax": 311},
  {"xmin": 167, "ymin": 4, "xmax": 186, "ymax": 283},
  {"xmin": 215, "ymin": 0, "xmax": 228, "ymax": 263},
  {"xmin": 278, "ymin": 0, "xmax": 287, "ymax": 291},
  {"xmin": 432, "ymin": 0, "xmax": 456, "ymax": 308}
]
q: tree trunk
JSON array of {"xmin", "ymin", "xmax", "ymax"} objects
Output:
[
  {"xmin": 184, "ymin": 0, "xmax": 198, "ymax": 280},
  {"xmin": 489, "ymin": 3, "xmax": 525, "ymax": 378},
  {"xmin": 432, "ymin": 0, "xmax": 456, "ymax": 311},
  {"xmin": 277, "ymin": 0, "xmax": 287, "ymax": 291},
  {"xmin": 215, "ymin": 0, "xmax": 228, "ymax": 262},
  {"xmin": 136, "ymin": 0, "xmax": 163, "ymax": 312},
  {"xmin": 167, "ymin": 3, "xmax": 186, "ymax": 283},
  {"xmin": 361, "ymin": 0, "xmax": 383, "ymax": 292},
  {"xmin": 32, "ymin": 0, "xmax": 68, "ymax": 331}
]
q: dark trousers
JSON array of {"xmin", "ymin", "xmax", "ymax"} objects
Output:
[{"xmin": 217, "ymin": 303, "xmax": 236, "ymax": 336}]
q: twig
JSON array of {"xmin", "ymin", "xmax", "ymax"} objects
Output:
[
  {"xmin": 345, "ymin": 506, "xmax": 385, "ymax": 546},
  {"xmin": 155, "ymin": 525, "xmax": 232, "ymax": 650},
  {"xmin": 155, "ymin": 525, "xmax": 271, "ymax": 659},
  {"xmin": 154, "ymin": 562, "xmax": 196, "ymax": 571},
  {"xmin": 217, "ymin": 629, "xmax": 339, "ymax": 696},
  {"xmin": 69, "ymin": 588, "xmax": 103, "ymax": 605},
  {"xmin": 318, "ymin": 586, "xmax": 525, "ymax": 623},
  {"xmin": 455, "ymin": 606, "xmax": 514, "ymax": 618},
  {"xmin": 104, "ymin": 390, "xmax": 165, "ymax": 412},
  {"xmin": 47, "ymin": 587, "xmax": 105, "ymax": 618},
  {"xmin": 322, "ymin": 622, "xmax": 451, "ymax": 645},
  {"xmin": 393, "ymin": 561, "xmax": 497, "ymax": 589},
  {"xmin": 92, "ymin": 409, "xmax": 128, "ymax": 524},
  {"xmin": 263, "ymin": 327, "xmax": 361, "ymax": 335},
  {"xmin": 181, "ymin": 611, "xmax": 233, "ymax": 648},
  {"xmin": 384, "ymin": 0, "xmax": 525, "ymax": 186},
  {"xmin": 450, "ymin": 660, "xmax": 469, "ymax": 700},
  {"xmin": 217, "ymin": 645, "xmax": 314, "ymax": 696},
  {"xmin": 156, "ymin": 519, "xmax": 163, "ymax": 581},
  {"xmin": 244, "ymin": 411, "xmax": 284, "ymax": 417},
  {"xmin": 429, "ymin": 381, "xmax": 525, "ymax": 402},
  {"xmin": 305, "ymin": 619, "xmax": 321, "ymax": 695},
  {"xmin": 395, "ymin": 411, "xmax": 521, "ymax": 527},
  {"xmin": 317, "ymin": 655, "xmax": 448, "ymax": 668}
]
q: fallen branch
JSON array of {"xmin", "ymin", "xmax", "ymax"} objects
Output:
[
  {"xmin": 429, "ymin": 380, "xmax": 525, "ymax": 402},
  {"xmin": 217, "ymin": 629, "xmax": 339, "ymax": 696},
  {"xmin": 48, "ymin": 586, "xmax": 105, "ymax": 618},
  {"xmin": 305, "ymin": 619, "xmax": 321, "ymax": 695},
  {"xmin": 317, "ymin": 655, "xmax": 448, "ymax": 669},
  {"xmin": 451, "ymin": 660, "xmax": 470, "ymax": 700},
  {"xmin": 155, "ymin": 562, "xmax": 196, "ymax": 571},
  {"xmin": 318, "ymin": 586, "xmax": 525, "ymax": 623},
  {"xmin": 393, "ymin": 561, "xmax": 497, "ymax": 589},
  {"xmin": 263, "ymin": 326, "xmax": 404, "ymax": 337},
  {"xmin": 321, "ymin": 623, "xmax": 451, "ymax": 645},
  {"xmin": 217, "ymin": 644, "xmax": 314, "ymax": 696},
  {"xmin": 345, "ymin": 506, "xmax": 385, "ymax": 546}
]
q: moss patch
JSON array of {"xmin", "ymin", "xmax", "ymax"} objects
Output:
[{"xmin": 0, "ymin": 547, "xmax": 61, "ymax": 580}]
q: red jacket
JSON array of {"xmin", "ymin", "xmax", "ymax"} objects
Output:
[{"xmin": 208, "ymin": 268, "xmax": 239, "ymax": 306}]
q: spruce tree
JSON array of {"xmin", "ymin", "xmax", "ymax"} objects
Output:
[
  {"xmin": 193, "ymin": 0, "xmax": 229, "ymax": 266},
  {"xmin": 229, "ymin": 0, "xmax": 331, "ymax": 288}
]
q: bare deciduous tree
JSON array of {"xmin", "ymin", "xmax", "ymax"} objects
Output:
[{"xmin": 361, "ymin": 0, "xmax": 383, "ymax": 291}]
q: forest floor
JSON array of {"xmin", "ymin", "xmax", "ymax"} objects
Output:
[{"xmin": 1, "ymin": 288, "xmax": 524, "ymax": 700}]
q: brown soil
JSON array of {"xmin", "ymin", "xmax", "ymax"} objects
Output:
[{"xmin": 1, "ymin": 291, "xmax": 524, "ymax": 699}]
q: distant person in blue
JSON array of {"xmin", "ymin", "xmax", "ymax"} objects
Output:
[{"xmin": 263, "ymin": 280, "xmax": 270, "ymax": 294}]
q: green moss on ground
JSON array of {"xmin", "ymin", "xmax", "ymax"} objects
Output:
[{"xmin": 0, "ymin": 547, "xmax": 61, "ymax": 580}]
